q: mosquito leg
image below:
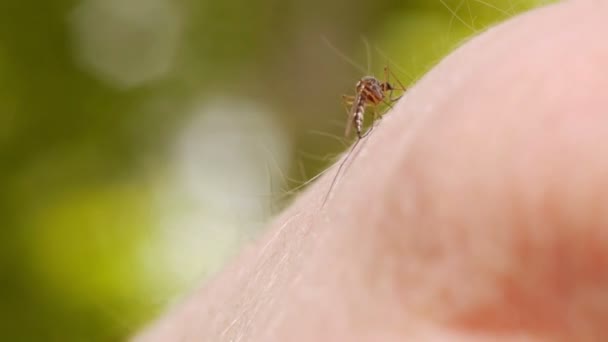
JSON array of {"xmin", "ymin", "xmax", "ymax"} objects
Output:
[
  {"xmin": 382, "ymin": 65, "xmax": 406, "ymax": 105},
  {"xmin": 342, "ymin": 95, "xmax": 355, "ymax": 110},
  {"xmin": 383, "ymin": 64, "xmax": 391, "ymax": 90},
  {"xmin": 321, "ymin": 137, "xmax": 361, "ymax": 207},
  {"xmin": 342, "ymin": 95, "xmax": 356, "ymax": 117},
  {"xmin": 342, "ymin": 94, "xmax": 355, "ymax": 103},
  {"xmin": 380, "ymin": 94, "xmax": 399, "ymax": 118},
  {"xmin": 385, "ymin": 65, "xmax": 408, "ymax": 92},
  {"xmin": 373, "ymin": 105, "xmax": 382, "ymax": 126}
]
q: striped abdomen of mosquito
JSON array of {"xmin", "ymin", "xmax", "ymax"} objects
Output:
[{"xmin": 351, "ymin": 93, "xmax": 366, "ymax": 138}]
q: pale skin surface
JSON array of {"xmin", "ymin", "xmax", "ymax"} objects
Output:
[{"xmin": 136, "ymin": 1, "xmax": 608, "ymax": 340}]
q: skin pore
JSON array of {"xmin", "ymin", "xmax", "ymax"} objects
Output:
[{"xmin": 136, "ymin": 1, "xmax": 608, "ymax": 340}]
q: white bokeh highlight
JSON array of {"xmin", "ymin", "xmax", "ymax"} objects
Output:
[
  {"xmin": 142, "ymin": 98, "xmax": 292, "ymax": 290},
  {"xmin": 69, "ymin": 0, "xmax": 182, "ymax": 89}
]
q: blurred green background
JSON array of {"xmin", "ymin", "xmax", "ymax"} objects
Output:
[{"xmin": 1, "ymin": 0, "xmax": 555, "ymax": 340}]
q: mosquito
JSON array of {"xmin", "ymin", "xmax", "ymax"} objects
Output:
[{"xmin": 322, "ymin": 65, "xmax": 406, "ymax": 207}]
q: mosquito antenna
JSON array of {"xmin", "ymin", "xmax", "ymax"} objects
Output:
[{"xmin": 321, "ymin": 35, "xmax": 367, "ymax": 75}]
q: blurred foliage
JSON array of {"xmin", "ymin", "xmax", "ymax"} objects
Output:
[{"xmin": 0, "ymin": 0, "xmax": 555, "ymax": 340}]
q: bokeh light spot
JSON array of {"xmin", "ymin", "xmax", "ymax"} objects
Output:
[{"xmin": 69, "ymin": 0, "xmax": 182, "ymax": 89}]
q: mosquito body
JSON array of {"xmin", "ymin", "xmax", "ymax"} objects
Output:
[
  {"xmin": 321, "ymin": 67, "xmax": 406, "ymax": 207},
  {"xmin": 343, "ymin": 74, "xmax": 396, "ymax": 139}
]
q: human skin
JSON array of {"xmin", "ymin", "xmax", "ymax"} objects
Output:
[{"xmin": 136, "ymin": 1, "xmax": 608, "ymax": 340}]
